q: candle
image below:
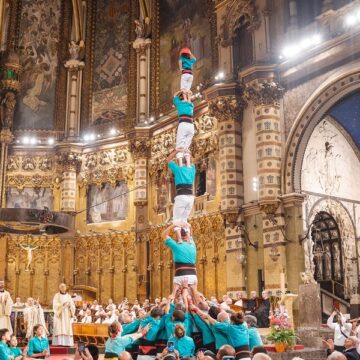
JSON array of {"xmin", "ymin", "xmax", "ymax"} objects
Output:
[{"xmin": 280, "ymin": 272, "xmax": 286, "ymax": 294}]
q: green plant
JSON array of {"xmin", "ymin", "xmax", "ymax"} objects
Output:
[{"xmin": 267, "ymin": 327, "xmax": 296, "ymax": 346}]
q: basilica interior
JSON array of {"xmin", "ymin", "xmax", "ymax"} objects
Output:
[{"xmin": 0, "ymin": 0, "xmax": 360, "ymax": 330}]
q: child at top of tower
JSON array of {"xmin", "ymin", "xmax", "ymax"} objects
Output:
[
  {"xmin": 179, "ymin": 47, "xmax": 197, "ymax": 95},
  {"xmin": 173, "ymin": 90, "xmax": 194, "ymax": 167}
]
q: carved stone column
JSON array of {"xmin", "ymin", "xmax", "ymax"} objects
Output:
[
  {"xmin": 133, "ymin": 38, "xmax": 151, "ymax": 125},
  {"xmin": 0, "ymin": 50, "xmax": 21, "ymax": 206},
  {"xmin": 129, "ymin": 136, "xmax": 150, "ymax": 300},
  {"xmin": 64, "ymin": 43, "xmax": 85, "ymax": 140},
  {"xmin": 57, "ymin": 149, "xmax": 82, "ymax": 212},
  {"xmin": 207, "ymin": 84, "xmax": 246, "ymax": 294},
  {"xmin": 244, "ymin": 77, "xmax": 287, "ymax": 291}
]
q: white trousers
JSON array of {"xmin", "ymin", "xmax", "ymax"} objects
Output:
[
  {"xmin": 180, "ymin": 73, "xmax": 193, "ymax": 91},
  {"xmin": 173, "ymin": 194, "xmax": 194, "ymax": 225},
  {"xmin": 174, "ymin": 274, "xmax": 198, "ymax": 285},
  {"xmin": 176, "ymin": 122, "xmax": 194, "ymax": 159}
]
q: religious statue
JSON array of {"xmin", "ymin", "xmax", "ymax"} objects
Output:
[
  {"xmin": 303, "ymin": 236, "xmax": 315, "ymax": 279},
  {"xmin": 68, "ymin": 40, "xmax": 85, "ymax": 60},
  {"xmin": 19, "ymin": 243, "xmax": 40, "ymax": 271},
  {"xmin": 0, "ymin": 92, "xmax": 16, "ymax": 130},
  {"xmin": 333, "ymin": 243, "xmax": 341, "ymax": 281},
  {"xmin": 0, "ymin": 280, "xmax": 14, "ymax": 333},
  {"xmin": 314, "ymin": 245, "xmax": 323, "ymax": 281},
  {"xmin": 134, "ymin": 17, "xmax": 151, "ymax": 39},
  {"xmin": 324, "ymin": 244, "xmax": 332, "ymax": 280}
]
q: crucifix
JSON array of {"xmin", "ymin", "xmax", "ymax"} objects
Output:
[{"xmin": 18, "ymin": 238, "xmax": 40, "ymax": 271}]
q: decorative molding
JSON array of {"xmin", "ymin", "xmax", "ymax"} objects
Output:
[
  {"xmin": 57, "ymin": 152, "xmax": 82, "ymax": 172},
  {"xmin": 129, "ymin": 137, "xmax": 151, "ymax": 159},
  {"xmin": 243, "ymin": 80, "xmax": 284, "ymax": 107},
  {"xmin": 218, "ymin": 0, "xmax": 260, "ymax": 47},
  {"xmin": 208, "ymin": 96, "xmax": 245, "ymax": 122},
  {"xmin": 6, "ymin": 174, "xmax": 57, "ymax": 189}
]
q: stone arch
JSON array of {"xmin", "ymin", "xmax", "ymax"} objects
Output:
[
  {"xmin": 308, "ymin": 197, "xmax": 358, "ymax": 297},
  {"xmin": 282, "ymin": 63, "xmax": 360, "ymax": 194}
]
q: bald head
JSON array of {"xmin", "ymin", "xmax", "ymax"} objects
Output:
[
  {"xmin": 252, "ymin": 354, "xmax": 272, "ymax": 360},
  {"xmin": 217, "ymin": 311, "xmax": 229, "ymax": 322},
  {"xmin": 119, "ymin": 351, "xmax": 133, "ymax": 360},
  {"xmin": 59, "ymin": 283, "xmax": 67, "ymax": 292},
  {"xmin": 327, "ymin": 351, "xmax": 347, "ymax": 360},
  {"xmin": 216, "ymin": 345, "xmax": 235, "ymax": 360}
]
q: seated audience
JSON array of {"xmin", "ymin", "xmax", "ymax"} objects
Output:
[
  {"xmin": 8, "ymin": 334, "xmax": 23, "ymax": 360},
  {"xmin": 0, "ymin": 328, "xmax": 11, "ymax": 360},
  {"xmin": 27, "ymin": 324, "xmax": 50, "ymax": 359}
]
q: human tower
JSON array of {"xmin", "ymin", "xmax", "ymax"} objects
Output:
[{"xmin": 164, "ymin": 47, "xmax": 198, "ymax": 297}]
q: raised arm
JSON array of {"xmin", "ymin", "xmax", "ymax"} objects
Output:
[
  {"xmin": 191, "ymin": 305, "xmax": 216, "ymax": 325},
  {"xmin": 167, "ymin": 149, "xmax": 177, "ymax": 163},
  {"xmin": 327, "ymin": 311, "xmax": 336, "ymax": 329},
  {"xmin": 162, "ymin": 224, "xmax": 176, "ymax": 240}
]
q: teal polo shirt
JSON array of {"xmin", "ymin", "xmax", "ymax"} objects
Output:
[
  {"xmin": 8, "ymin": 347, "xmax": 22, "ymax": 357},
  {"xmin": 105, "ymin": 334, "xmax": 134, "ymax": 356},
  {"xmin": 27, "ymin": 336, "xmax": 50, "ymax": 356},
  {"xmin": 140, "ymin": 316, "xmax": 161, "ymax": 341},
  {"xmin": 173, "ymin": 335, "xmax": 195, "ymax": 357},
  {"xmin": 248, "ymin": 327, "xmax": 263, "ymax": 350},
  {"xmin": 168, "ymin": 161, "xmax": 195, "ymax": 186},
  {"xmin": 179, "ymin": 56, "xmax": 197, "ymax": 70},
  {"xmin": 193, "ymin": 313, "xmax": 215, "ymax": 345},
  {"xmin": 173, "ymin": 96, "xmax": 194, "ymax": 116},
  {"xmin": 209, "ymin": 322, "xmax": 230, "ymax": 350},
  {"xmin": 165, "ymin": 237, "xmax": 196, "ymax": 264},
  {"xmin": 0, "ymin": 342, "xmax": 10, "ymax": 360},
  {"xmin": 213, "ymin": 322, "xmax": 249, "ymax": 348}
]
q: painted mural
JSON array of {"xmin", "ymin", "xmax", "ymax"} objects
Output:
[
  {"xmin": 159, "ymin": 0, "xmax": 212, "ymax": 111},
  {"xmin": 206, "ymin": 157, "xmax": 216, "ymax": 197},
  {"xmin": 15, "ymin": 0, "xmax": 61, "ymax": 130},
  {"xmin": 6, "ymin": 187, "xmax": 53, "ymax": 209},
  {"xmin": 87, "ymin": 182, "xmax": 129, "ymax": 223},
  {"xmin": 92, "ymin": 0, "xmax": 129, "ymax": 124}
]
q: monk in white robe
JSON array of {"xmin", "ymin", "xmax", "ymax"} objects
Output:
[
  {"xmin": 0, "ymin": 280, "xmax": 13, "ymax": 333},
  {"xmin": 23, "ymin": 297, "xmax": 48, "ymax": 338},
  {"xmin": 52, "ymin": 283, "xmax": 75, "ymax": 346}
]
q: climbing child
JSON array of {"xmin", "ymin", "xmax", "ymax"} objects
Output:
[
  {"xmin": 179, "ymin": 48, "xmax": 197, "ymax": 95},
  {"xmin": 173, "ymin": 91, "xmax": 194, "ymax": 167}
]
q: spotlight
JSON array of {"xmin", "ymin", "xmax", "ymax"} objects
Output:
[
  {"xmin": 159, "ymin": 113, "xmax": 164, "ymax": 117},
  {"xmin": 16, "ymin": 140, "xmax": 20, "ymax": 144},
  {"xmin": 22, "ymin": 136, "xmax": 30, "ymax": 144},
  {"xmin": 97, "ymin": 134, "xmax": 101, "ymax": 138},
  {"xmin": 149, "ymin": 116, "xmax": 155, "ymax": 122},
  {"xmin": 48, "ymin": 138, "xmax": 55, "ymax": 145},
  {"xmin": 215, "ymin": 71, "xmax": 225, "ymax": 81},
  {"xmin": 252, "ymin": 177, "xmax": 259, "ymax": 192},
  {"xmin": 83, "ymin": 134, "xmax": 89, "ymax": 141},
  {"xmin": 109, "ymin": 128, "xmax": 117, "ymax": 136},
  {"xmin": 90, "ymin": 134, "xmax": 96, "ymax": 141},
  {"xmin": 30, "ymin": 137, "xmax": 37, "ymax": 145},
  {"xmin": 311, "ymin": 34, "xmax": 322, "ymax": 45},
  {"xmin": 346, "ymin": 14, "xmax": 357, "ymax": 26}
]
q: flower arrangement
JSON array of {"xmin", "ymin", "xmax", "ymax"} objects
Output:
[{"xmin": 267, "ymin": 307, "xmax": 296, "ymax": 352}]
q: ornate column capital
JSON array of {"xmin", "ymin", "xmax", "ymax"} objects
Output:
[
  {"xmin": 129, "ymin": 137, "xmax": 151, "ymax": 159},
  {"xmin": 0, "ymin": 128, "xmax": 14, "ymax": 144},
  {"xmin": 57, "ymin": 151, "xmax": 82, "ymax": 172},
  {"xmin": 243, "ymin": 79, "xmax": 284, "ymax": 107},
  {"xmin": 133, "ymin": 38, "xmax": 152, "ymax": 55},
  {"xmin": 208, "ymin": 96, "xmax": 245, "ymax": 122},
  {"xmin": 64, "ymin": 59, "xmax": 85, "ymax": 71}
]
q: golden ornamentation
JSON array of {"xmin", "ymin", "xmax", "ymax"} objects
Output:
[
  {"xmin": 57, "ymin": 152, "xmax": 82, "ymax": 172},
  {"xmin": 129, "ymin": 137, "xmax": 151, "ymax": 159},
  {"xmin": 219, "ymin": 0, "xmax": 260, "ymax": 47},
  {"xmin": 208, "ymin": 96, "xmax": 244, "ymax": 122},
  {"xmin": 243, "ymin": 80, "xmax": 284, "ymax": 107}
]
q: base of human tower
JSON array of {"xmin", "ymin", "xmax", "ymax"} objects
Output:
[{"xmin": 40, "ymin": 344, "xmax": 327, "ymax": 360}]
